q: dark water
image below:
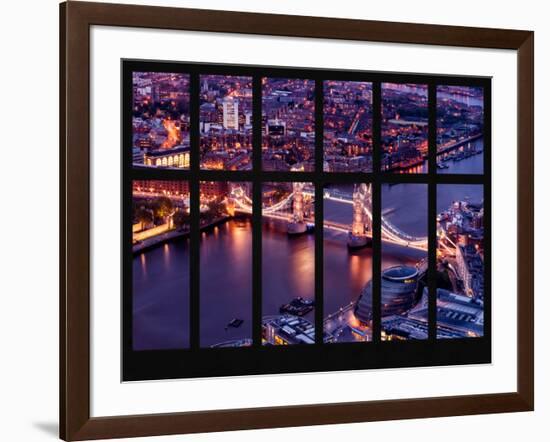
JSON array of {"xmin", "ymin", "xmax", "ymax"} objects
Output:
[
  {"xmin": 382, "ymin": 183, "xmax": 428, "ymax": 237},
  {"xmin": 133, "ymin": 182, "xmax": 484, "ymax": 348},
  {"xmin": 133, "ymin": 240, "xmax": 190, "ymax": 350},
  {"xmin": 323, "ymin": 188, "xmax": 371, "ymax": 314},
  {"xmin": 262, "ymin": 220, "xmax": 315, "ymax": 320},
  {"xmin": 437, "ymin": 184, "xmax": 484, "ymax": 212},
  {"xmin": 200, "ymin": 219, "xmax": 252, "ymax": 347},
  {"xmin": 437, "ymin": 90, "xmax": 483, "ymax": 108},
  {"xmin": 381, "ymin": 182, "xmax": 428, "ymax": 270},
  {"xmin": 322, "ymin": 183, "xmax": 428, "ymax": 316}
]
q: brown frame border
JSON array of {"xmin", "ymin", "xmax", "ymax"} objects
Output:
[{"xmin": 60, "ymin": 1, "xmax": 534, "ymax": 440}]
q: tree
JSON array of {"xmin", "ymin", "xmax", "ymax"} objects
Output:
[
  {"xmin": 153, "ymin": 196, "xmax": 173, "ymax": 221},
  {"xmin": 135, "ymin": 207, "xmax": 153, "ymax": 231},
  {"xmin": 207, "ymin": 198, "xmax": 226, "ymax": 218},
  {"xmin": 173, "ymin": 210, "xmax": 190, "ymax": 231}
]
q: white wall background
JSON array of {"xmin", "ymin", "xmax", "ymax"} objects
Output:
[{"xmin": 0, "ymin": 0, "xmax": 545, "ymax": 440}]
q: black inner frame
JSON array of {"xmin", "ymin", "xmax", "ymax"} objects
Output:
[{"xmin": 122, "ymin": 59, "xmax": 491, "ymax": 381}]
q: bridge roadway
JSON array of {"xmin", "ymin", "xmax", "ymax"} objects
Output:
[
  {"xmin": 134, "ymin": 187, "xmax": 428, "ymax": 250},
  {"xmin": 232, "ymin": 189, "xmax": 428, "ymax": 251}
]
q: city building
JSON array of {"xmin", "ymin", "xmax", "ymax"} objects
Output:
[
  {"xmin": 355, "ymin": 265, "xmax": 420, "ymax": 324},
  {"xmin": 133, "ymin": 180, "xmax": 189, "ymax": 196},
  {"xmin": 436, "ymin": 288, "xmax": 484, "ymax": 338},
  {"xmin": 222, "ymin": 97, "xmax": 239, "ymax": 130},
  {"xmin": 262, "ymin": 315, "xmax": 315, "ymax": 345},
  {"xmin": 266, "ymin": 119, "xmax": 286, "ymax": 136},
  {"xmin": 200, "ymin": 181, "xmax": 230, "ymax": 198},
  {"xmin": 381, "ymin": 316, "xmax": 429, "ymax": 340},
  {"xmin": 142, "ymin": 145, "xmax": 190, "ymax": 168},
  {"xmin": 456, "ymin": 243, "xmax": 484, "ymax": 300}
]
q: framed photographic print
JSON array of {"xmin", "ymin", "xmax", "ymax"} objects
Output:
[{"xmin": 60, "ymin": 1, "xmax": 534, "ymax": 440}]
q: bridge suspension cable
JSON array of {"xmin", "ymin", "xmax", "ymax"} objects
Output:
[{"xmin": 229, "ymin": 184, "xmax": 428, "ymax": 250}]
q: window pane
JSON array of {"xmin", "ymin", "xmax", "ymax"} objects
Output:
[
  {"xmin": 199, "ymin": 75, "xmax": 253, "ymax": 170},
  {"xmin": 262, "ymin": 182, "xmax": 315, "ymax": 345},
  {"xmin": 381, "ymin": 83, "xmax": 428, "ymax": 173},
  {"xmin": 132, "ymin": 180, "xmax": 190, "ymax": 349},
  {"xmin": 323, "ymin": 81, "xmax": 373, "ymax": 172},
  {"xmin": 380, "ymin": 183, "xmax": 428, "ymax": 340},
  {"xmin": 199, "ymin": 181, "xmax": 253, "ymax": 347},
  {"xmin": 324, "ymin": 183, "xmax": 373, "ymax": 343},
  {"xmin": 436, "ymin": 86, "xmax": 484, "ymax": 174},
  {"xmin": 132, "ymin": 72, "xmax": 190, "ymax": 169},
  {"xmin": 436, "ymin": 184, "xmax": 484, "ymax": 338},
  {"xmin": 262, "ymin": 78, "xmax": 316, "ymax": 171}
]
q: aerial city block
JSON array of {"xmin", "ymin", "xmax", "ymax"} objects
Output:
[{"xmin": 130, "ymin": 72, "xmax": 485, "ymax": 349}]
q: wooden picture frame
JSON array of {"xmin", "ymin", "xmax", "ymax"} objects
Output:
[{"xmin": 60, "ymin": 1, "xmax": 534, "ymax": 440}]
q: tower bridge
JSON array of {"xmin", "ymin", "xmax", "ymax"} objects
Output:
[{"xmin": 228, "ymin": 183, "xmax": 427, "ymax": 250}]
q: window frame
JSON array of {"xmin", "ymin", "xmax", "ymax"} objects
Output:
[{"xmin": 122, "ymin": 59, "xmax": 491, "ymax": 381}]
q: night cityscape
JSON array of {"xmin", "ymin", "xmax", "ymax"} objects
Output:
[
  {"xmin": 129, "ymin": 70, "xmax": 487, "ymax": 351},
  {"xmin": 262, "ymin": 182, "xmax": 316, "ymax": 345},
  {"xmin": 378, "ymin": 184, "xmax": 428, "ymax": 340},
  {"xmin": 199, "ymin": 181, "xmax": 253, "ymax": 347},
  {"xmin": 132, "ymin": 72, "xmax": 190, "ymax": 169},
  {"xmin": 132, "ymin": 180, "xmax": 190, "ymax": 350},
  {"xmin": 436, "ymin": 86, "xmax": 484, "ymax": 174},
  {"xmin": 323, "ymin": 183, "xmax": 373, "ymax": 343},
  {"xmin": 381, "ymin": 83, "xmax": 428, "ymax": 173},
  {"xmin": 323, "ymin": 81, "xmax": 373, "ymax": 172},
  {"xmin": 262, "ymin": 78, "xmax": 316, "ymax": 171},
  {"xmin": 199, "ymin": 76, "xmax": 253, "ymax": 170},
  {"xmin": 436, "ymin": 184, "xmax": 484, "ymax": 338}
]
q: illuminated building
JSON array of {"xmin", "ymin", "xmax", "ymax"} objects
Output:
[
  {"xmin": 266, "ymin": 119, "xmax": 286, "ymax": 136},
  {"xmin": 355, "ymin": 265, "xmax": 420, "ymax": 324},
  {"xmin": 199, "ymin": 181, "xmax": 229, "ymax": 198},
  {"xmin": 436, "ymin": 289, "xmax": 484, "ymax": 338},
  {"xmin": 455, "ymin": 244, "xmax": 484, "ymax": 299},
  {"xmin": 381, "ymin": 316, "xmax": 428, "ymax": 340},
  {"xmin": 222, "ymin": 97, "xmax": 239, "ymax": 130},
  {"xmin": 133, "ymin": 180, "xmax": 189, "ymax": 196},
  {"xmin": 262, "ymin": 315, "xmax": 315, "ymax": 345},
  {"xmin": 142, "ymin": 145, "xmax": 190, "ymax": 168}
]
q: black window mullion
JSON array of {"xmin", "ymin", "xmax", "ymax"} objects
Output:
[
  {"xmin": 122, "ymin": 64, "xmax": 133, "ymax": 354},
  {"xmin": 371, "ymin": 81, "xmax": 382, "ymax": 342},
  {"xmin": 482, "ymin": 83, "xmax": 492, "ymax": 339},
  {"xmin": 314, "ymin": 181, "xmax": 324, "ymax": 344},
  {"xmin": 124, "ymin": 60, "xmax": 492, "ymax": 380},
  {"xmin": 189, "ymin": 72, "xmax": 200, "ymax": 349},
  {"xmin": 314, "ymin": 79, "xmax": 324, "ymax": 343},
  {"xmin": 428, "ymin": 84, "xmax": 437, "ymax": 175},
  {"xmin": 252, "ymin": 75, "xmax": 263, "ymax": 346},
  {"xmin": 372, "ymin": 81, "xmax": 382, "ymax": 174},
  {"xmin": 428, "ymin": 182, "xmax": 437, "ymax": 340},
  {"xmin": 315, "ymin": 79, "xmax": 324, "ymax": 174},
  {"xmin": 371, "ymin": 182, "xmax": 382, "ymax": 343},
  {"xmin": 428, "ymin": 84, "xmax": 437, "ymax": 341},
  {"xmin": 253, "ymin": 76, "xmax": 263, "ymax": 174}
]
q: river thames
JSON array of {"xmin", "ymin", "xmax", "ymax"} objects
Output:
[{"xmin": 133, "ymin": 154, "xmax": 484, "ymax": 349}]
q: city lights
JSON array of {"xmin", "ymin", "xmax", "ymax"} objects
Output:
[{"xmin": 129, "ymin": 67, "xmax": 486, "ymax": 354}]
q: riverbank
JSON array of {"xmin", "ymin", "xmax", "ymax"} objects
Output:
[
  {"xmin": 385, "ymin": 133, "xmax": 482, "ymax": 173},
  {"xmin": 132, "ymin": 215, "xmax": 251, "ymax": 254},
  {"xmin": 133, "ymin": 228, "xmax": 189, "ymax": 254}
]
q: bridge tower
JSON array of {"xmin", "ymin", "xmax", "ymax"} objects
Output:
[
  {"xmin": 226, "ymin": 197, "xmax": 235, "ymax": 217},
  {"xmin": 288, "ymin": 182, "xmax": 307, "ymax": 235},
  {"xmin": 362, "ymin": 183, "xmax": 372, "ymax": 233},
  {"xmin": 347, "ymin": 183, "xmax": 370, "ymax": 249},
  {"xmin": 225, "ymin": 184, "xmax": 239, "ymax": 217}
]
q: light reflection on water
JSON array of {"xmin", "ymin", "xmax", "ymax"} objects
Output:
[{"xmin": 133, "ymin": 186, "xmax": 477, "ymax": 348}]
